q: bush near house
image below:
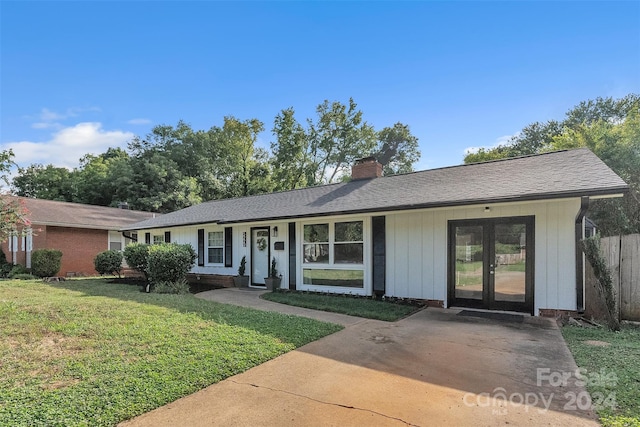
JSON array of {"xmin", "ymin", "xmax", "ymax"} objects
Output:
[
  {"xmin": 147, "ymin": 243, "xmax": 196, "ymax": 293},
  {"xmin": 94, "ymin": 250, "xmax": 124, "ymax": 277},
  {"xmin": 0, "ymin": 250, "xmax": 13, "ymax": 278},
  {"xmin": 123, "ymin": 243, "xmax": 150, "ymax": 280},
  {"xmin": 123, "ymin": 243, "xmax": 196, "ymax": 294},
  {"xmin": 7, "ymin": 264, "xmax": 29, "ymax": 278},
  {"xmin": 30, "ymin": 249, "xmax": 62, "ymax": 278}
]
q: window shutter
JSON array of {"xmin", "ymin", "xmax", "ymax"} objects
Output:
[
  {"xmin": 145, "ymin": 232, "xmax": 151, "ymax": 244},
  {"xmin": 224, "ymin": 227, "xmax": 232, "ymax": 267},
  {"xmin": 164, "ymin": 231, "xmax": 171, "ymax": 243},
  {"xmin": 372, "ymin": 216, "xmax": 386, "ymax": 295},
  {"xmin": 197, "ymin": 229, "xmax": 205, "ymax": 266},
  {"xmin": 288, "ymin": 222, "xmax": 296, "ymax": 290}
]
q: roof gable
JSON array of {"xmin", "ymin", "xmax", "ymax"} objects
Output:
[{"xmin": 13, "ymin": 197, "xmax": 158, "ymax": 230}]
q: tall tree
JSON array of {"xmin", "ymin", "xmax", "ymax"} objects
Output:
[
  {"xmin": 464, "ymin": 94, "xmax": 640, "ymax": 236},
  {"xmin": 12, "ymin": 164, "xmax": 76, "ymax": 201},
  {"xmin": 74, "ymin": 148, "xmax": 130, "ymax": 206},
  {"xmin": 374, "ymin": 123, "xmax": 421, "ymax": 175},
  {"xmin": 218, "ymin": 116, "xmax": 272, "ymax": 197},
  {"xmin": 1, "ymin": 150, "xmax": 29, "ymax": 242},
  {"xmin": 270, "ymin": 108, "xmax": 310, "ymax": 191},
  {"xmin": 464, "ymin": 94, "xmax": 639, "ymax": 164},
  {"xmin": 550, "ymin": 109, "xmax": 640, "ymax": 235},
  {"xmin": 119, "ymin": 152, "xmax": 202, "ymax": 213},
  {"xmin": 307, "ymin": 98, "xmax": 377, "ymax": 184}
]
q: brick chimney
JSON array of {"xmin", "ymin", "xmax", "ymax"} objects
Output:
[{"xmin": 351, "ymin": 157, "xmax": 383, "ymax": 180}]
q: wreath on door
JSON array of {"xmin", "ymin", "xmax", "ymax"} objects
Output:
[{"xmin": 256, "ymin": 237, "xmax": 267, "ymax": 251}]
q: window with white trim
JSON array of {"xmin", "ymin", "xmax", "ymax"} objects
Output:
[
  {"xmin": 152, "ymin": 235, "xmax": 164, "ymax": 245},
  {"xmin": 302, "ymin": 220, "xmax": 364, "ymax": 288},
  {"xmin": 207, "ymin": 231, "xmax": 224, "ymax": 264}
]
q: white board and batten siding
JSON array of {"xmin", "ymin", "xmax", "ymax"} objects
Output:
[
  {"xmin": 145, "ymin": 197, "xmax": 582, "ymax": 315},
  {"xmin": 385, "ymin": 198, "xmax": 581, "ymax": 314},
  {"xmin": 148, "ymin": 222, "xmax": 291, "ymax": 287}
]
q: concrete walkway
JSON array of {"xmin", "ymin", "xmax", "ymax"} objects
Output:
[
  {"xmin": 121, "ymin": 289, "xmax": 598, "ymax": 427},
  {"xmin": 195, "ymin": 288, "xmax": 366, "ymax": 327}
]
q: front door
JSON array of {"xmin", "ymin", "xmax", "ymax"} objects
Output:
[
  {"xmin": 251, "ymin": 228, "xmax": 270, "ymax": 287},
  {"xmin": 448, "ymin": 216, "xmax": 534, "ymax": 314}
]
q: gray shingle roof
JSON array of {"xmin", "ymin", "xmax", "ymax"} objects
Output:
[
  {"xmin": 123, "ymin": 148, "xmax": 628, "ymax": 231},
  {"xmin": 14, "ymin": 197, "xmax": 158, "ymax": 230}
]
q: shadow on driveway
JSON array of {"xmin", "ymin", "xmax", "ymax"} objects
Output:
[{"xmin": 122, "ymin": 289, "xmax": 599, "ymax": 427}]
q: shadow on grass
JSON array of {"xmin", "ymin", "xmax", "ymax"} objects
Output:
[{"xmin": 49, "ymin": 278, "xmax": 342, "ymax": 348}]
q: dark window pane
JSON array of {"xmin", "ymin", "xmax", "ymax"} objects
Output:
[
  {"xmin": 304, "ymin": 224, "xmax": 329, "ymax": 243},
  {"xmin": 335, "ymin": 243, "xmax": 363, "ymax": 264},
  {"xmin": 208, "ymin": 248, "xmax": 223, "ymax": 264},
  {"xmin": 335, "ymin": 221, "xmax": 363, "ymax": 242},
  {"xmin": 303, "ymin": 269, "xmax": 363, "ymax": 288},
  {"xmin": 303, "ymin": 244, "xmax": 329, "ymax": 263}
]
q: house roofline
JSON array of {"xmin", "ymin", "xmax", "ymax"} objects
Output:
[{"xmin": 121, "ymin": 186, "xmax": 628, "ymax": 231}]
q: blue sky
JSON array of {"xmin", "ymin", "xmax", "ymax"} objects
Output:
[{"xmin": 1, "ymin": 1, "xmax": 638, "ymax": 174}]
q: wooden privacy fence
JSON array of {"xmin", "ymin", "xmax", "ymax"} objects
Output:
[{"xmin": 584, "ymin": 234, "xmax": 640, "ymax": 322}]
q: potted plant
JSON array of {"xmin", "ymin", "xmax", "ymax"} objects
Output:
[
  {"xmin": 263, "ymin": 257, "xmax": 282, "ymax": 291},
  {"xmin": 233, "ymin": 255, "xmax": 250, "ymax": 287}
]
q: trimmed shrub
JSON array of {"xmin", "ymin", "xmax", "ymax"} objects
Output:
[
  {"xmin": 147, "ymin": 243, "xmax": 196, "ymax": 291},
  {"xmin": 31, "ymin": 249, "xmax": 62, "ymax": 278},
  {"xmin": 153, "ymin": 279, "xmax": 190, "ymax": 295},
  {"xmin": 12, "ymin": 273, "xmax": 37, "ymax": 280},
  {"xmin": 0, "ymin": 249, "xmax": 12, "ymax": 278},
  {"xmin": 123, "ymin": 243, "xmax": 150, "ymax": 280},
  {"xmin": 94, "ymin": 250, "xmax": 124, "ymax": 277},
  {"xmin": 8, "ymin": 264, "xmax": 29, "ymax": 278}
]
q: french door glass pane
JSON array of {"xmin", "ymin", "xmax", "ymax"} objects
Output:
[
  {"xmin": 494, "ymin": 223, "xmax": 526, "ymax": 302},
  {"xmin": 454, "ymin": 225, "xmax": 483, "ymax": 300}
]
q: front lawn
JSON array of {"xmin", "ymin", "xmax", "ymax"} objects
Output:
[
  {"xmin": 562, "ymin": 325, "xmax": 640, "ymax": 427},
  {"xmin": 262, "ymin": 290, "xmax": 420, "ymax": 321},
  {"xmin": 0, "ymin": 279, "xmax": 342, "ymax": 426}
]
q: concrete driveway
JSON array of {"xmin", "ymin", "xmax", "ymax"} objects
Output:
[{"xmin": 121, "ymin": 289, "xmax": 598, "ymax": 427}]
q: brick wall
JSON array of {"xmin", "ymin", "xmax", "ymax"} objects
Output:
[
  {"xmin": 1, "ymin": 224, "xmax": 108, "ymax": 276},
  {"xmin": 46, "ymin": 226, "xmax": 107, "ymax": 276}
]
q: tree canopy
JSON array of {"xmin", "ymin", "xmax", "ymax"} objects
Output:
[
  {"xmin": 464, "ymin": 94, "xmax": 640, "ymax": 236},
  {"xmin": 1, "ymin": 150, "xmax": 29, "ymax": 242},
  {"xmin": 10, "ymin": 99, "xmax": 421, "ymax": 213}
]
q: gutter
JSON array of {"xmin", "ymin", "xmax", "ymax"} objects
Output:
[
  {"xmin": 575, "ymin": 196, "xmax": 590, "ymax": 313},
  {"xmin": 121, "ymin": 231, "xmax": 138, "ymax": 243},
  {"xmin": 120, "ymin": 188, "xmax": 628, "ymax": 231}
]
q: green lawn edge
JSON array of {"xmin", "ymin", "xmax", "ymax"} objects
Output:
[
  {"xmin": 562, "ymin": 324, "xmax": 640, "ymax": 427},
  {"xmin": 0, "ymin": 279, "xmax": 342, "ymax": 426},
  {"xmin": 261, "ymin": 290, "xmax": 421, "ymax": 321}
]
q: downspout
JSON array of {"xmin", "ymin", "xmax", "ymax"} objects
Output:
[
  {"xmin": 575, "ymin": 196, "xmax": 589, "ymax": 313},
  {"xmin": 121, "ymin": 231, "xmax": 138, "ymax": 242}
]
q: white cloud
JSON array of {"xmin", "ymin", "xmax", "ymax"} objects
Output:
[
  {"xmin": 127, "ymin": 118, "xmax": 152, "ymax": 125},
  {"xmin": 25, "ymin": 107, "xmax": 102, "ymax": 130},
  {"xmin": 463, "ymin": 133, "xmax": 519, "ymax": 155},
  {"xmin": 6, "ymin": 122, "xmax": 134, "ymax": 169},
  {"xmin": 31, "ymin": 122, "xmax": 62, "ymax": 130}
]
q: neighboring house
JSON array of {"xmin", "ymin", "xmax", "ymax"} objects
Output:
[
  {"xmin": 1, "ymin": 198, "xmax": 157, "ymax": 276},
  {"xmin": 123, "ymin": 148, "xmax": 628, "ymax": 317}
]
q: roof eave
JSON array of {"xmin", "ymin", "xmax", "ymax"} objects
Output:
[{"xmin": 120, "ymin": 186, "xmax": 628, "ymax": 230}]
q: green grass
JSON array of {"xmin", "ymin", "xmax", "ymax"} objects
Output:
[
  {"xmin": 262, "ymin": 291, "xmax": 420, "ymax": 321},
  {"xmin": 562, "ymin": 325, "xmax": 640, "ymax": 427},
  {"xmin": 0, "ymin": 278, "xmax": 342, "ymax": 426}
]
